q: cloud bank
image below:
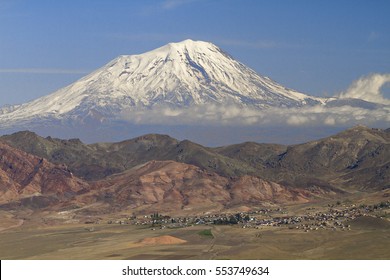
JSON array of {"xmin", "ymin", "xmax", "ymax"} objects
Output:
[
  {"xmin": 119, "ymin": 73, "xmax": 390, "ymax": 128},
  {"xmin": 339, "ymin": 73, "xmax": 390, "ymax": 105},
  {"xmin": 121, "ymin": 103, "xmax": 390, "ymax": 128}
]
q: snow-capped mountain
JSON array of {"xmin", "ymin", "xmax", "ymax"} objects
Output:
[{"xmin": 0, "ymin": 39, "xmax": 326, "ymax": 126}]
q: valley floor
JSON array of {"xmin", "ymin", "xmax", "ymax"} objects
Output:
[
  {"xmin": 0, "ymin": 200, "xmax": 389, "ymax": 260},
  {"xmin": 0, "ymin": 222, "xmax": 389, "ymax": 260}
]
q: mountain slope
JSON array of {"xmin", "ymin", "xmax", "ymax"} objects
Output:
[
  {"xmin": 1, "ymin": 126, "xmax": 388, "ymax": 215},
  {"xmin": 89, "ymin": 160, "xmax": 309, "ymax": 214},
  {"xmin": 0, "ymin": 39, "xmax": 326, "ymax": 127},
  {"xmin": 2, "ymin": 126, "xmax": 389, "ymax": 193},
  {"xmin": 0, "ymin": 141, "xmax": 310, "ymax": 214},
  {"xmin": 262, "ymin": 126, "xmax": 390, "ymax": 191},
  {"xmin": 0, "ymin": 142, "xmax": 89, "ymax": 208},
  {"xmin": 0, "ymin": 131, "xmax": 257, "ymax": 180}
]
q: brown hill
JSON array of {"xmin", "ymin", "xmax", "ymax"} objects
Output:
[
  {"xmin": 88, "ymin": 160, "xmax": 310, "ymax": 214},
  {"xmin": 0, "ymin": 142, "xmax": 311, "ymax": 215},
  {"xmin": 264, "ymin": 126, "xmax": 390, "ymax": 191},
  {"xmin": 215, "ymin": 126, "xmax": 389, "ymax": 191},
  {"xmin": 0, "ymin": 142, "xmax": 89, "ymax": 209},
  {"xmin": 3, "ymin": 126, "xmax": 388, "ymax": 192},
  {"xmin": 0, "ymin": 125, "xmax": 388, "ymax": 216},
  {"xmin": 0, "ymin": 132, "xmax": 255, "ymax": 180}
]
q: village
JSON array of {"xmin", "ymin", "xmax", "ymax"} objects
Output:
[{"xmin": 104, "ymin": 200, "xmax": 390, "ymax": 233}]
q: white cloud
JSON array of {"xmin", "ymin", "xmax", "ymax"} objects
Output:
[
  {"xmin": 117, "ymin": 73, "xmax": 390, "ymax": 128},
  {"xmin": 120, "ymin": 103, "xmax": 390, "ymax": 128},
  {"xmin": 324, "ymin": 116, "xmax": 336, "ymax": 126},
  {"xmin": 338, "ymin": 73, "xmax": 390, "ymax": 105},
  {"xmin": 286, "ymin": 115, "xmax": 311, "ymax": 126}
]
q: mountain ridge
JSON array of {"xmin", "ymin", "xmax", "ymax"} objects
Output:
[
  {"xmin": 0, "ymin": 126, "xmax": 388, "ymax": 215},
  {"xmin": 1, "ymin": 125, "xmax": 389, "ymax": 190},
  {"xmin": 0, "ymin": 137, "xmax": 310, "ymax": 214},
  {"xmin": 0, "ymin": 141, "xmax": 89, "ymax": 208}
]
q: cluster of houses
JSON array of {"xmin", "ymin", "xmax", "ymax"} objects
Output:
[
  {"xmin": 103, "ymin": 201, "xmax": 389, "ymax": 232},
  {"xmin": 251, "ymin": 201, "xmax": 389, "ymax": 232}
]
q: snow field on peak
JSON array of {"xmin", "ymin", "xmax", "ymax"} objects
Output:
[{"xmin": 0, "ymin": 39, "xmax": 327, "ymax": 124}]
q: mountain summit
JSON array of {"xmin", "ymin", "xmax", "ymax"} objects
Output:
[{"xmin": 0, "ymin": 39, "xmax": 325, "ymax": 126}]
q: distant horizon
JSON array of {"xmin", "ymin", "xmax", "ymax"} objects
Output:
[{"xmin": 1, "ymin": 122, "xmax": 387, "ymax": 148}]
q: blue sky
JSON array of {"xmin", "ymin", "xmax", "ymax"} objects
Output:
[{"xmin": 0, "ymin": 0, "xmax": 389, "ymax": 107}]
